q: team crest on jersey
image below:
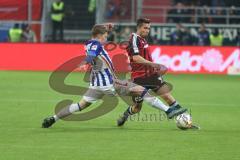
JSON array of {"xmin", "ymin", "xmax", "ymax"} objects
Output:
[{"xmin": 91, "ymin": 45, "xmax": 98, "ymax": 50}]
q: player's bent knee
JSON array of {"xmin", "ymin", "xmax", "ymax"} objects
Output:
[
  {"xmin": 79, "ymin": 99, "xmax": 92, "ymax": 109},
  {"xmin": 129, "ymin": 86, "xmax": 145, "ymax": 96},
  {"xmin": 132, "ymin": 105, "xmax": 142, "ymax": 113}
]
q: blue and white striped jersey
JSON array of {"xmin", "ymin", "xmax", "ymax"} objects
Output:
[{"xmin": 84, "ymin": 39, "xmax": 116, "ymax": 87}]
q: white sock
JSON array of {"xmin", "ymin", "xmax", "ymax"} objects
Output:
[
  {"xmin": 143, "ymin": 95, "xmax": 169, "ymax": 112},
  {"xmin": 53, "ymin": 115, "xmax": 59, "ymax": 121},
  {"xmin": 69, "ymin": 103, "xmax": 81, "ymax": 113},
  {"xmin": 54, "ymin": 103, "xmax": 81, "ymax": 121},
  {"xmin": 170, "ymin": 101, "xmax": 178, "ymax": 107}
]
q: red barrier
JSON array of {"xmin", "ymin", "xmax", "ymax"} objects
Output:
[
  {"xmin": 0, "ymin": 43, "xmax": 240, "ymax": 75},
  {"xmin": 0, "ymin": 43, "xmax": 83, "ymax": 71}
]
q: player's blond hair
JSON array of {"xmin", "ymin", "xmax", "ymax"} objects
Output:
[{"xmin": 91, "ymin": 25, "xmax": 108, "ymax": 37}]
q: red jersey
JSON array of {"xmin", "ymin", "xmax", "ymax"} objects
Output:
[{"xmin": 126, "ymin": 33, "xmax": 153, "ymax": 79}]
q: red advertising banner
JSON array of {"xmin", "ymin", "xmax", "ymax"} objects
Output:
[
  {"xmin": 0, "ymin": 0, "xmax": 42, "ymax": 20},
  {"xmin": 0, "ymin": 43, "xmax": 83, "ymax": 71},
  {"xmin": 0, "ymin": 43, "xmax": 240, "ymax": 75},
  {"xmin": 150, "ymin": 46, "xmax": 240, "ymax": 75}
]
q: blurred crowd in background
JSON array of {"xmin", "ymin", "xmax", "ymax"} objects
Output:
[
  {"xmin": 105, "ymin": 0, "xmax": 240, "ymax": 24},
  {"xmin": 107, "ymin": 23, "xmax": 240, "ymax": 46},
  {"xmin": 4, "ymin": 0, "xmax": 240, "ymax": 46},
  {"xmin": 105, "ymin": 0, "xmax": 131, "ymax": 20},
  {"xmin": 167, "ymin": 0, "xmax": 240, "ymax": 24},
  {"xmin": 103, "ymin": 0, "xmax": 240, "ymax": 46}
]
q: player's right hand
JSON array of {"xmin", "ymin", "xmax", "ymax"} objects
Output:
[{"xmin": 151, "ymin": 63, "xmax": 168, "ymax": 76}]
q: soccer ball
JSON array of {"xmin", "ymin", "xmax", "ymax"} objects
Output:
[{"xmin": 175, "ymin": 113, "xmax": 192, "ymax": 130}]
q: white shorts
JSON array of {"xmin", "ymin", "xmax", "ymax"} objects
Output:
[
  {"xmin": 83, "ymin": 79, "xmax": 139, "ymax": 103},
  {"xmin": 83, "ymin": 85, "xmax": 116, "ymax": 103}
]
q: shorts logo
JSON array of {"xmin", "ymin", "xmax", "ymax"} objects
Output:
[{"xmin": 134, "ymin": 96, "xmax": 143, "ymax": 102}]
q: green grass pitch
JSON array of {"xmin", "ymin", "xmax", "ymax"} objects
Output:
[{"xmin": 0, "ymin": 71, "xmax": 240, "ymax": 160}]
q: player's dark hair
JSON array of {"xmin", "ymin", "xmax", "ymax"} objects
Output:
[
  {"xmin": 136, "ymin": 18, "xmax": 151, "ymax": 28},
  {"xmin": 91, "ymin": 25, "xmax": 108, "ymax": 37}
]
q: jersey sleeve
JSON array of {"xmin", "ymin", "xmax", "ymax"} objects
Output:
[
  {"xmin": 84, "ymin": 41, "xmax": 102, "ymax": 63},
  {"xmin": 86, "ymin": 41, "xmax": 102, "ymax": 57}
]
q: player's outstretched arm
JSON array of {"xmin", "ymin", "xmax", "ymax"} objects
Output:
[
  {"xmin": 132, "ymin": 55, "xmax": 168, "ymax": 75},
  {"xmin": 101, "ymin": 23, "xmax": 114, "ymax": 31},
  {"xmin": 78, "ymin": 55, "xmax": 95, "ymax": 68}
]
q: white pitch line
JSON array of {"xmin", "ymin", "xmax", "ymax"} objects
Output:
[{"xmin": 181, "ymin": 102, "xmax": 239, "ymax": 107}]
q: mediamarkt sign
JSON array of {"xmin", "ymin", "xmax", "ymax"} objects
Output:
[{"xmin": 150, "ymin": 46, "xmax": 240, "ymax": 75}]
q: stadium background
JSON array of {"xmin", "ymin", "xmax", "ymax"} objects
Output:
[
  {"xmin": 0, "ymin": 0, "xmax": 240, "ymax": 160},
  {"xmin": 0, "ymin": 0, "xmax": 240, "ymax": 75}
]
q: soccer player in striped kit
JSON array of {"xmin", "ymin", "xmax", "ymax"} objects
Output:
[
  {"xmin": 42, "ymin": 24, "xmax": 186, "ymax": 128},
  {"xmin": 117, "ymin": 18, "xmax": 188, "ymax": 126}
]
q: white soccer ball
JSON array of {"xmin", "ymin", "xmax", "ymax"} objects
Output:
[{"xmin": 175, "ymin": 113, "xmax": 192, "ymax": 130}]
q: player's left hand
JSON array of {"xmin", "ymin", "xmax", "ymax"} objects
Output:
[{"xmin": 106, "ymin": 23, "xmax": 114, "ymax": 31}]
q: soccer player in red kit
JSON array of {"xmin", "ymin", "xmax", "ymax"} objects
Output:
[{"xmin": 117, "ymin": 18, "xmax": 187, "ymax": 126}]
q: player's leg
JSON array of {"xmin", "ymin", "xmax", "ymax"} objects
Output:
[
  {"xmin": 154, "ymin": 83, "xmax": 187, "ymax": 118},
  {"xmin": 115, "ymin": 82, "xmax": 144, "ymax": 126},
  {"xmin": 160, "ymin": 92, "xmax": 181, "ymax": 109},
  {"xmin": 54, "ymin": 99, "xmax": 91, "ymax": 121},
  {"xmin": 154, "ymin": 82, "xmax": 179, "ymax": 106},
  {"xmin": 141, "ymin": 90, "xmax": 187, "ymax": 119},
  {"xmin": 132, "ymin": 75, "xmax": 174, "ymax": 111},
  {"xmin": 117, "ymin": 83, "xmax": 169, "ymax": 126},
  {"xmin": 42, "ymin": 99, "xmax": 92, "ymax": 128},
  {"xmin": 130, "ymin": 84, "xmax": 187, "ymax": 116},
  {"xmin": 134, "ymin": 75, "xmax": 187, "ymax": 118},
  {"xmin": 117, "ymin": 81, "xmax": 187, "ymax": 126},
  {"xmin": 42, "ymin": 88, "xmax": 103, "ymax": 128},
  {"xmin": 117, "ymin": 98, "xmax": 143, "ymax": 126}
]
